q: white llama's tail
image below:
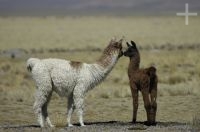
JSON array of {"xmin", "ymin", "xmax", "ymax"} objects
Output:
[{"xmin": 26, "ymin": 58, "xmax": 40, "ymax": 72}]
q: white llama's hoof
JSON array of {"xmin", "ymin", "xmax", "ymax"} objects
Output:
[
  {"xmin": 81, "ymin": 124, "xmax": 86, "ymax": 127},
  {"xmin": 50, "ymin": 125, "xmax": 55, "ymax": 128},
  {"xmin": 68, "ymin": 124, "xmax": 74, "ymax": 127}
]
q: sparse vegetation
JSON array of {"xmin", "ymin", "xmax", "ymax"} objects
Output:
[
  {"xmin": 0, "ymin": 16, "xmax": 200, "ymax": 131},
  {"xmin": 191, "ymin": 115, "xmax": 200, "ymax": 131}
]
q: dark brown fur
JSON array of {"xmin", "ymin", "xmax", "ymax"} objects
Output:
[
  {"xmin": 70, "ymin": 61, "xmax": 83, "ymax": 69},
  {"xmin": 124, "ymin": 41, "xmax": 158, "ymax": 126}
]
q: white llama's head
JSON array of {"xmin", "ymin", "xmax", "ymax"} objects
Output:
[{"xmin": 103, "ymin": 37, "xmax": 124, "ymax": 58}]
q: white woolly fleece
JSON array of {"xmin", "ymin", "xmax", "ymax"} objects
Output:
[{"xmin": 27, "ymin": 52, "xmax": 120, "ymax": 127}]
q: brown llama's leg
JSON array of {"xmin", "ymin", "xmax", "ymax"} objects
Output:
[
  {"xmin": 141, "ymin": 81, "xmax": 152, "ymax": 126},
  {"xmin": 150, "ymin": 79, "xmax": 158, "ymax": 125},
  {"xmin": 150, "ymin": 89, "xmax": 157, "ymax": 125},
  {"xmin": 130, "ymin": 83, "xmax": 138, "ymax": 123}
]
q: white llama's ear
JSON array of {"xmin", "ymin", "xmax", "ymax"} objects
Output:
[
  {"xmin": 120, "ymin": 36, "xmax": 125, "ymax": 42},
  {"xmin": 119, "ymin": 37, "xmax": 124, "ymax": 43},
  {"xmin": 111, "ymin": 36, "xmax": 117, "ymax": 42}
]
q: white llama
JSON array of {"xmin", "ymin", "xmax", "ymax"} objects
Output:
[{"xmin": 27, "ymin": 38, "xmax": 123, "ymax": 127}]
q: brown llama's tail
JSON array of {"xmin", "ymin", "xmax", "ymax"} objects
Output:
[
  {"xmin": 145, "ymin": 66, "xmax": 157, "ymax": 85},
  {"xmin": 146, "ymin": 66, "xmax": 156, "ymax": 78}
]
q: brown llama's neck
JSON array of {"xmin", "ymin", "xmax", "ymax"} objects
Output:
[{"xmin": 128, "ymin": 53, "xmax": 140, "ymax": 72}]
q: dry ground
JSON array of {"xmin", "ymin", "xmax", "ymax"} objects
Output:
[{"xmin": 0, "ymin": 16, "xmax": 200, "ymax": 131}]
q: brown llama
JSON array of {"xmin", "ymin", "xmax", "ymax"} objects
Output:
[{"xmin": 124, "ymin": 41, "xmax": 158, "ymax": 126}]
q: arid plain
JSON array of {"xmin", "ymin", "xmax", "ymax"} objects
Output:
[{"xmin": 0, "ymin": 16, "xmax": 200, "ymax": 131}]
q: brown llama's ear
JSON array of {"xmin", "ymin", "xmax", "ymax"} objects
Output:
[
  {"xmin": 126, "ymin": 42, "xmax": 131, "ymax": 47},
  {"xmin": 131, "ymin": 41, "xmax": 136, "ymax": 48}
]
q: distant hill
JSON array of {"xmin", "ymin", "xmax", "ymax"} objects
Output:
[{"xmin": 0, "ymin": 0, "xmax": 200, "ymax": 16}]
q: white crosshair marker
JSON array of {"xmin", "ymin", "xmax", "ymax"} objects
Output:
[{"xmin": 176, "ymin": 3, "xmax": 198, "ymax": 25}]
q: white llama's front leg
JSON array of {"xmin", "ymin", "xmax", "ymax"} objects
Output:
[
  {"xmin": 73, "ymin": 90, "xmax": 85, "ymax": 127},
  {"xmin": 77, "ymin": 108, "xmax": 85, "ymax": 127},
  {"xmin": 67, "ymin": 94, "xmax": 74, "ymax": 127}
]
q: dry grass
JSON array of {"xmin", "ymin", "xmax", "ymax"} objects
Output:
[
  {"xmin": 191, "ymin": 115, "xmax": 200, "ymax": 131},
  {"xmin": 0, "ymin": 16, "xmax": 200, "ymax": 128},
  {"xmin": 0, "ymin": 16, "xmax": 200, "ymax": 50}
]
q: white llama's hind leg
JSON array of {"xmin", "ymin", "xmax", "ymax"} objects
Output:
[
  {"xmin": 42, "ymin": 91, "xmax": 54, "ymax": 127},
  {"xmin": 32, "ymin": 64, "xmax": 53, "ymax": 127},
  {"xmin": 33, "ymin": 91, "xmax": 47, "ymax": 127},
  {"xmin": 67, "ymin": 94, "xmax": 74, "ymax": 127},
  {"xmin": 34, "ymin": 89, "xmax": 53, "ymax": 127}
]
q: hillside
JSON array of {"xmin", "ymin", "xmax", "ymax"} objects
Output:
[{"xmin": 0, "ymin": 0, "xmax": 200, "ymax": 16}]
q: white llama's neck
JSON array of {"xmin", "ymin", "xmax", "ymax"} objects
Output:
[
  {"xmin": 101, "ymin": 54, "xmax": 119, "ymax": 74},
  {"xmin": 90, "ymin": 53, "xmax": 119, "ymax": 82}
]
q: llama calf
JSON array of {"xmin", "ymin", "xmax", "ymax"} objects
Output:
[
  {"xmin": 27, "ymin": 38, "xmax": 123, "ymax": 127},
  {"xmin": 124, "ymin": 41, "xmax": 158, "ymax": 126}
]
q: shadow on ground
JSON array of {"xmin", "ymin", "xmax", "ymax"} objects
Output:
[{"xmin": 0, "ymin": 121, "xmax": 193, "ymax": 132}]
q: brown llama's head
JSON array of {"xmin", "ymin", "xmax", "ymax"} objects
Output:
[
  {"xmin": 123, "ymin": 40, "xmax": 139, "ymax": 58},
  {"xmin": 103, "ymin": 37, "xmax": 124, "ymax": 58}
]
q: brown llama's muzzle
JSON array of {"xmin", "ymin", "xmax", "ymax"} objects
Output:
[
  {"xmin": 119, "ymin": 50, "xmax": 124, "ymax": 57},
  {"xmin": 123, "ymin": 51, "xmax": 129, "ymax": 57}
]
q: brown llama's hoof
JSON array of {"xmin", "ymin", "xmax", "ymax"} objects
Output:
[
  {"xmin": 144, "ymin": 121, "xmax": 157, "ymax": 126},
  {"xmin": 132, "ymin": 119, "xmax": 136, "ymax": 124},
  {"xmin": 144, "ymin": 121, "xmax": 151, "ymax": 126},
  {"xmin": 151, "ymin": 122, "xmax": 157, "ymax": 126}
]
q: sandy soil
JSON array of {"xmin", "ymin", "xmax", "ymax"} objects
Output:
[{"xmin": 0, "ymin": 121, "xmax": 196, "ymax": 132}]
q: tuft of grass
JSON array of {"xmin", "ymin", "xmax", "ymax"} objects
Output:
[
  {"xmin": 0, "ymin": 16, "xmax": 200, "ymax": 50},
  {"xmin": 113, "ymin": 87, "xmax": 131, "ymax": 98},
  {"xmin": 168, "ymin": 75, "xmax": 186, "ymax": 85},
  {"xmin": 53, "ymin": 113, "xmax": 67, "ymax": 127},
  {"xmin": 100, "ymin": 93, "xmax": 110, "ymax": 99},
  {"xmin": 191, "ymin": 115, "xmax": 200, "ymax": 131},
  {"xmin": 158, "ymin": 80, "xmax": 200, "ymax": 96}
]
